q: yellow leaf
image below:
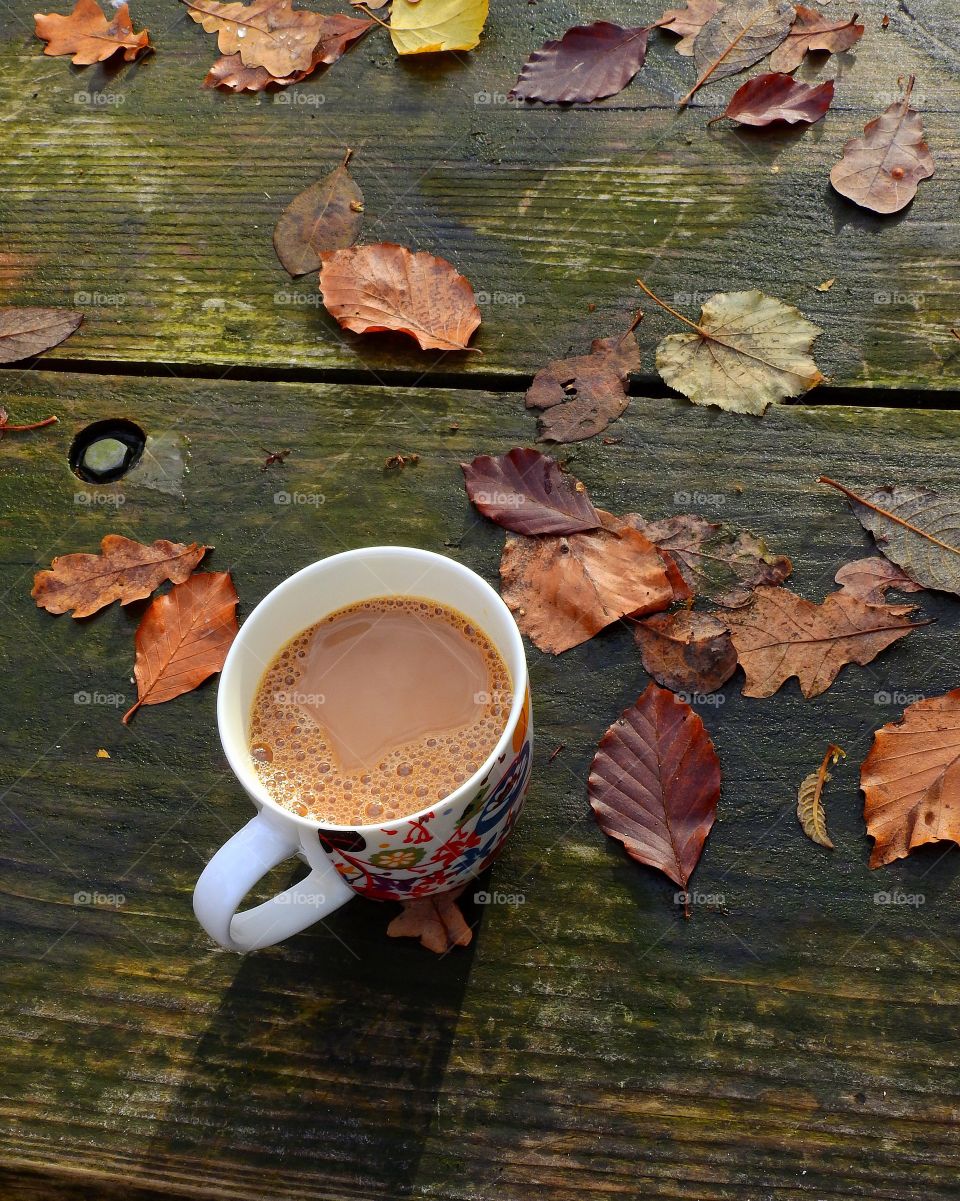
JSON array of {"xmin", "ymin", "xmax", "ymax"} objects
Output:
[
  {"xmin": 96, "ymin": 748, "xmax": 111, "ymax": 759},
  {"xmin": 797, "ymin": 744, "xmax": 844, "ymax": 849},
  {"xmin": 640, "ymin": 282, "xmax": 824, "ymax": 416},
  {"xmin": 389, "ymin": 0, "xmax": 488, "ymax": 55}
]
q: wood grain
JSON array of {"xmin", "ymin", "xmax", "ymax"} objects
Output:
[
  {"xmin": 0, "ymin": 1, "xmax": 957, "ymax": 388},
  {"xmin": 2, "ymin": 372, "xmax": 960, "ymax": 1198}
]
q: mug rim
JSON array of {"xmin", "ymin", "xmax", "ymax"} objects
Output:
[{"xmin": 217, "ymin": 546, "xmax": 528, "ymax": 834}]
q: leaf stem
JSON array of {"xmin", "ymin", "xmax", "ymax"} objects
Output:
[
  {"xmin": 1, "ymin": 413, "xmax": 58, "ymax": 435},
  {"xmin": 635, "ymin": 279, "xmax": 706, "ymax": 335},
  {"xmin": 818, "ymin": 475, "xmax": 960, "ymax": 558}
]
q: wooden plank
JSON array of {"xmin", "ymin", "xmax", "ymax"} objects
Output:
[
  {"xmin": 0, "ymin": 0, "xmax": 957, "ymax": 388},
  {"xmin": 2, "ymin": 371, "xmax": 960, "ymax": 1198}
]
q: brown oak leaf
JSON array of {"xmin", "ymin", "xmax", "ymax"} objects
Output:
[
  {"xmin": 525, "ymin": 316, "xmax": 641, "ymax": 443},
  {"xmin": 654, "ymin": 0, "xmax": 722, "ymax": 55},
  {"xmin": 123, "ymin": 572, "xmax": 239, "ymax": 723},
  {"xmin": 32, "ymin": 535, "xmax": 210, "ymax": 619},
  {"xmin": 829, "ymin": 76, "xmax": 934, "ymax": 214},
  {"xmin": 589, "ymin": 682, "xmax": 721, "ymax": 895},
  {"xmin": 633, "ymin": 611, "xmax": 738, "ymax": 694},
  {"xmin": 722, "ymin": 586, "xmax": 927, "ymax": 699},
  {"xmin": 861, "ymin": 691, "xmax": 960, "ymax": 868},
  {"xmin": 769, "ymin": 5, "xmax": 864, "ymax": 73},
  {"xmin": 711, "ymin": 73, "xmax": 834, "ymax": 126},
  {"xmin": 274, "ymin": 150, "xmax": 363, "ymax": 276},
  {"xmin": 35, "ymin": 0, "xmax": 151, "ymax": 64},
  {"xmin": 461, "ymin": 447, "xmax": 601, "ymax": 536},
  {"xmin": 318, "ymin": 243, "xmax": 481, "ymax": 352},
  {"xmin": 203, "ymin": 11, "xmax": 373, "ymax": 87},
  {"xmin": 625, "ymin": 512, "xmax": 792, "ymax": 607},
  {"xmin": 386, "ymin": 884, "xmax": 472, "ymax": 953},
  {"xmin": 500, "ymin": 512, "xmax": 675, "ymax": 654},
  {"xmin": 0, "ymin": 307, "xmax": 82, "ymax": 364},
  {"xmin": 181, "ymin": 0, "xmax": 353, "ymax": 76},
  {"xmin": 834, "ymin": 556, "xmax": 924, "ymax": 606},
  {"xmin": 509, "ymin": 22, "xmax": 650, "ymax": 104}
]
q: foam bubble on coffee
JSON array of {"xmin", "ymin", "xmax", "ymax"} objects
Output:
[{"xmin": 249, "ymin": 596, "xmax": 511, "ymax": 826}]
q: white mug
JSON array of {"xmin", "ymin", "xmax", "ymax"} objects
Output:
[{"xmin": 194, "ymin": 547, "xmax": 532, "ymax": 952}]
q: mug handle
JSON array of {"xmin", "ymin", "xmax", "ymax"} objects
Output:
[{"xmin": 193, "ymin": 811, "xmax": 355, "ymax": 952}]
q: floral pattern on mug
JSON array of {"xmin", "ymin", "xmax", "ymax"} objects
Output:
[{"xmin": 318, "ymin": 689, "xmax": 532, "ymax": 900}]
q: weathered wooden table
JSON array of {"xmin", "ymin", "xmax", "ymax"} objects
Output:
[{"xmin": 2, "ymin": 1, "xmax": 960, "ymax": 1197}]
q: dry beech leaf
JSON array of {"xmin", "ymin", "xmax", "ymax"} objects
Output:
[
  {"xmin": 35, "ymin": 0, "xmax": 151, "ymax": 64},
  {"xmin": 711, "ymin": 73, "xmax": 834, "ymax": 126},
  {"xmin": 318, "ymin": 243, "xmax": 481, "ymax": 352},
  {"xmin": 640, "ymin": 281, "xmax": 823, "ymax": 415},
  {"xmin": 32, "ymin": 535, "xmax": 210, "ymax": 619},
  {"xmin": 797, "ymin": 743, "xmax": 845, "ymax": 849},
  {"xmin": 202, "ymin": 14, "xmax": 372, "ymax": 89},
  {"xmin": 633, "ymin": 611, "xmax": 738, "ymax": 694},
  {"xmin": 654, "ymin": 0, "xmax": 722, "ymax": 56},
  {"xmin": 626, "ymin": 512, "xmax": 792, "ymax": 607},
  {"xmin": 509, "ymin": 22, "xmax": 650, "ymax": 105},
  {"xmin": 123, "ymin": 572, "xmax": 239, "ymax": 724},
  {"xmin": 829, "ymin": 76, "xmax": 934, "ymax": 214},
  {"xmin": 274, "ymin": 150, "xmax": 363, "ymax": 277},
  {"xmin": 0, "ymin": 307, "xmax": 82, "ymax": 364},
  {"xmin": 834, "ymin": 556, "xmax": 924, "ymax": 607},
  {"xmin": 722, "ymin": 586, "xmax": 927, "ymax": 699},
  {"xmin": 500, "ymin": 512, "xmax": 675, "ymax": 655},
  {"xmin": 589, "ymin": 682, "xmax": 721, "ymax": 895},
  {"xmin": 387, "ymin": 884, "xmax": 472, "ymax": 953},
  {"xmin": 390, "ymin": 0, "xmax": 488, "ymax": 55},
  {"xmin": 861, "ymin": 691, "xmax": 960, "ymax": 868},
  {"xmin": 461, "ymin": 447, "xmax": 601, "ymax": 536},
  {"xmin": 680, "ymin": 0, "xmax": 795, "ymax": 107},
  {"xmin": 182, "ymin": 0, "xmax": 339, "ymax": 76},
  {"xmin": 525, "ymin": 316, "xmax": 641, "ymax": 443},
  {"xmin": 769, "ymin": 5, "xmax": 864, "ymax": 73},
  {"xmin": 820, "ymin": 476, "xmax": 960, "ymax": 596}
]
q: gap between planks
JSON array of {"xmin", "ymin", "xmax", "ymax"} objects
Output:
[{"xmin": 5, "ymin": 359, "xmax": 960, "ymax": 410}]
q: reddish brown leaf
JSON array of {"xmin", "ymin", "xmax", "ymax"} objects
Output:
[
  {"xmin": 711, "ymin": 72, "xmax": 834, "ymax": 126},
  {"xmin": 318, "ymin": 243, "xmax": 481, "ymax": 352},
  {"xmin": 32, "ymin": 535, "xmax": 210, "ymax": 619},
  {"xmin": 203, "ymin": 53, "xmax": 288, "ymax": 90},
  {"xmin": 589, "ymin": 682, "xmax": 720, "ymax": 891},
  {"xmin": 633, "ymin": 611, "xmax": 738, "ymax": 694},
  {"xmin": 654, "ymin": 0, "xmax": 721, "ymax": 55},
  {"xmin": 861, "ymin": 690, "xmax": 960, "ymax": 868},
  {"xmin": 680, "ymin": 0, "xmax": 795, "ymax": 107},
  {"xmin": 834, "ymin": 556, "xmax": 924, "ymax": 606},
  {"xmin": 722, "ymin": 586, "xmax": 927, "ymax": 699},
  {"xmin": 386, "ymin": 884, "xmax": 472, "ymax": 953},
  {"xmin": 0, "ymin": 307, "xmax": 82, "ymax": 364},
  {"xmin": 830, "ymin": 76, "xmax": 934, "ymax": 214},
  {"xmin": 525, "ymin": 317, "xmax": 641, "ymax": 443},
  {"xmin": 625, "ymin": 512, "xmax": 792, "ymax": 607},
  {"xmin": 274, "ymin": 150, "xmax": 363, "ymax": 277},
  {"xmin": 35, "ymin": 0, "xmax": 151, "ymax": 64},
  {"xmin": 461, "ymin": 447, "xmax": 601, "ymax": 536},
  {"xmin": 769, "ymin": 5, "xmax": 864, "ymax": 73},
  {"xmin": 123, "ymin": 572, "xmax": 239, "ymax": 724},
  {"xmin": 509, "ymin": 22, "xmax": 650, "ymax": 104},
  {"xmin": 500, "ymin": 512, "xmax": 675, "ymax": 654}
]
